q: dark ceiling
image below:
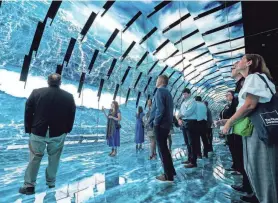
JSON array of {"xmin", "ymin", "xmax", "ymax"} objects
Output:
[{"xmin": 242, "ymin": 1, "xmax": 278, "ymax": 84}]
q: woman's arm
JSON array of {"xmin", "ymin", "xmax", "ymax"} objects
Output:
[
  {"xmin": 109, "ymin": 113, "xmax": 121, "ymax": 121},
  {"xmin": 222, "ymin": 93, "xmax": 259, "ymax": 134}
]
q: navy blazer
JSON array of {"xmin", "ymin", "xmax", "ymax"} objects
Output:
[{"xmin": 149, "ymin": 86, "xmax": 173, "ymax": 129}]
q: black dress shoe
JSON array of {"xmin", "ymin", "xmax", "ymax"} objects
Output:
[
  {"xmin": 19, "ymin": 186, "xmax": 35, "ymax": 195},
  {"xmin": 240, "ymin": 195, "xmax": 259, "ymax": 203},
  {"xmin": 48, "ymin": 185, "xmax": 55, "ymax": 189},
  {"xmin": 231, "ymin": 185, "xmax": 247, "ymax": 193}
]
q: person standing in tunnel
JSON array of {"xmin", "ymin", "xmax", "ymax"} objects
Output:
[
  {"xmin": 135, "ymin": 106, "xmax": 145, "ymax": 150},
  {"xmin": 149, "ymin": 75, "xmax": 176, "ymax": 182},
  {"xmin": 19, "ymin": 73, "xmax": 76, "ymax": 195},
  {"xmin": 102, "ymin": 101, "xmax": 121, "ymax": 157}
]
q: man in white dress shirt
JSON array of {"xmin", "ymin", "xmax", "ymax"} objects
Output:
[{"xmin": 176, "ymin": 88, "xmax": 198, "ymax": 168}]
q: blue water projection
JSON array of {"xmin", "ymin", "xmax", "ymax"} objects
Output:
[{"xmin": 0, "ymin": 1, "xmax": 245, "ymax": 202}]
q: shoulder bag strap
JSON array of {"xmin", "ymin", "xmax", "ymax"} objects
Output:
[{"xmin": 256, "ymin": 74, "xmax": 275, "ymax": 96}]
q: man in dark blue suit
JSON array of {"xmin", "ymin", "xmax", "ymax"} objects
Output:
[{"xmin": 149, "ymin": 75, "xmax": 176, "ymax": 182}]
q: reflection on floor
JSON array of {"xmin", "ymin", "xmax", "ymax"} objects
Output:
[{"xmin": 0, "ymin": 133, "xmax": 246, "ymax": 203}]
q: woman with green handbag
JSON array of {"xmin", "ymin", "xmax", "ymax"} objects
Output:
[{"xmin": 222, "ymin": 54, "xmax": 277, "ymax": 203}]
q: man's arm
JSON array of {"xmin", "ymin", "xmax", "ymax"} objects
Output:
[
  {"xmin": 67, "ymin": 95, "xmax": 76, "ymax": 133},
  {"xmin": 24, "ymin": 90, "xmax": 36, "ymax": 134},
  {"xmin": 153, "ymin": 89, "xmax": 165, "ymax": 126}
]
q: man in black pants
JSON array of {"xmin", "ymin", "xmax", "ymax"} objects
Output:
[
  {"xmin": 204, "ymin": 101, "xmax": 213, "ymax": 152},
  {"xmin": 195, "ymin": 96, "xmax": 209, "ymax": 158},
  {"xmin": 177, "ymin": 88, "xmax": 198, "ymax": 168},
  {"xmin": 149, "ymin": 75, "xmax": 176, "ymax": 182}
]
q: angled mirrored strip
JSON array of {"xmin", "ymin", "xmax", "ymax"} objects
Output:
[
  {"xmin": 181, "ymin": 64, "xmax": 192, "ymax": 73},
  {"xmin": 123, "ymin": 11, "xmax": 142, "ymax": 33},
  {"xmin": 174, "ymin": 29, "xmax": 199, "ymax": 45},
  {"xmin": 144, "ymin": 77, "xmax": 152, "ymax": 93},
  {"xmin": 168, "ymin": 71, "xmax": 175, "ymax": 79},
  {"xmin": 202, "ymin": 19, "xmax": 243, "ymax": 36},
  {"xmin": 172, "ymin": 75, "xmax": 182, "ymax": 86},
  {"xmin": 189, "ymin": 51, "xmax": 210, "ymax": 62},
  {"xmin": 0, "ymin": 1, "xmax": 2, "ymax": 7},
  {"xmin": 163, "ymin": 50, "xmax": 179, "ymax": 62},
  {"xmin": 97, "ymin": 79, "xmax": 105, "ymax": 101},
  {"xmin": 195, "ymin": 58, "xmax": 214, "ymax": 68},
  {"xmin": 136, "ymin": 51, "xmax": 149, "ymax": 68},
  {"xmin": 136, "ymin": 92, "xmax": 141, "ymax": 107},
  {"xmin": 81, "ymin": 11, "xmax": 97, "ymax": 41},
  {"xmin": 44, "ymin": 1, "xmax": 62, "ymax": 25},
  {"xmin": 159, "ymin": 65, "xmax": 168, "ymax": 76},
  {"xmin": 63, "ymin": 38, "xmax": 76, "ymax": 67},
  {"xmin": 216, "ymin": 55, "xmax": 242, "ymax": 63},
  {"xmin": 163, "ymin": 13, "xmax": 191, "ymax": 34},
  {"xmin": 20, "ymin": 54, "xmax": 31, "ymax": 82},
  {"xmin": 193, "ymin": 1, "xmax": 239, "ymax": 20},
  {"xmin": 113, "ymin": 84, "xmax": 120, "ymax": 101},
  {"xmin": 134, "ymin": 72, "xmax": 143, "ymax": 89},
  {"xmin": 88, "ymin": 49, "xmax": 99, "ymax": 74},
  {"xmin": 139, "ymin": 27, "xmax": 157, "ymax": 45},
  {"xmin": 172, "ymin": 57, "xmax": 185, "ymax": 68},
  {"xmin": 213, "ymin": 46, "xmax": 245, "ymax": 55},
  {"xmin": 104, "ymin": 28, "xmax": 119, "ymax": 52},
  {"xmin": 153, "ymin": 39, "xmax": 170, "ymax": 55},
  {"xmin": 183, "ymin": 42, "xmax": 206, "ymax": 54},
  {"xmin": 121, "ymin": 66, "xmax": 131, "ymax": 85},
  {"xmin": 147, "ymin": 1, "xmax": 172, "ymax": 18},
  {"xmin": 125, "ymin": 88, "xmax": 131, "ymax": 105},
  {"xmin": 101, "ymin": 1, "xmax": 115, "ymax": 17},
  {"xmin": 145, "ymin": 94, "xmax": 151, "ymax": 109},
  {"xmin": 56, "ymin": 64, "xmax": 63, "ymax": 75},
  {"xmin": 30, "ymin": 21, "xmax": 46, "ymax": 56},
  {"xmin": 184, "ymin": 69, "xmax": 196, "ymax": 78},
  {"xmin": 77, "ymin": 72, "xmax": 86, "ymax": 96},
  {"xmin": 199, "ymin": 65, "xmax": 217, "ymax": 73},
  {"xmin": 107, "ymin": 58, "xmax": 117, "ymax": 79},
  {"xmin": 148, "ymin": 60, "xmax": 159, "ymax": 74},
  {"xmin": 121, "ymin": 41, "xmax": 136, "ymax": 62},
  {"xmin": 207, "ymin": 36, "xmax": 244, "ymax": 48}
]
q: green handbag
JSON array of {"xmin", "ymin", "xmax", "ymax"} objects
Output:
[{"xmin": 232, "ymin": 117, "xmax": 254, "ymax": 137}]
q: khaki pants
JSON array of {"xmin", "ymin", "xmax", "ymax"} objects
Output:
[{"xmin": 24, "ymin": 131, "xmax": 66, "ymax": 187}]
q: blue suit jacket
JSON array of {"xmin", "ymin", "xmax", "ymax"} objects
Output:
[{"xmin": 149, "ymin": 86, "xmax": 173, "ymax": 129}]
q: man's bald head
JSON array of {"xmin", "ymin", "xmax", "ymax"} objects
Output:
[{"xmin": 48, "ymin": 73, "xmax": 61, "ymax": 87}]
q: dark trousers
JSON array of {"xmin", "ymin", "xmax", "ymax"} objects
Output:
[
  {"xmin": 154, "ymin": 126, "xmax": 176, "ymax": 179},
  {"xmin": 196, "ymin": 120, "xmax": 209, "ymax": 157},
  {"xmin": 207, "ymin": 128, "xmax": 213, "ymax": 152},
  {"xmin": 185, "ymin": 120, "xmax": 199, "ymax": 165},
  {"xmin": 182, "ymin": 127, "xmax": 191, "ymax": 161},
  {"xmin": 227, "ymin": 134, "xmax": 244, "ymax": 171}
]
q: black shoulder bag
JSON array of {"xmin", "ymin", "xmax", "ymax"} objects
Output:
[{"xmin": 249, "ymin": 74, "xmax": 278, "ymax": 145}]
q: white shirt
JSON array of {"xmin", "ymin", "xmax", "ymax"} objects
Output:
[
  {"xmin": 196, "ymin": 101, "xmax": 207, "ymax": 121},
  {"xmin": 237, "ymin": 73, "xmax": 276, "ymax": 109},
  {"xmin": 178, "ymin": 97, "xmax": 197, "ymax": 120}
]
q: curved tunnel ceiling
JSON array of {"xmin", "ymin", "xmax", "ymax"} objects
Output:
[{"xmin": 0, "ymin": 0, "xmax": 245, "ymax": 109}]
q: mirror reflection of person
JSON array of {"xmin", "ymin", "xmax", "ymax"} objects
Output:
[
  {"xmin": 135, "ymin": 106, "xmax": 145, "ymax": 150},
  {"xmin": 102, "ymin": 101, "xmax": 121, "ymax": 157},
  {"xmin": 143, "ymin": 99, "xmax": 157, "ymax": 160}
]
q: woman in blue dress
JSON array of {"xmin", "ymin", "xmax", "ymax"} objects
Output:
[
  {"xmin": 102, "ymin": 101, "xmax": 121, "ymax": 157},
  {"xmin": 135, "ymin": 106, "xmax": 145, "ymax": 150}
]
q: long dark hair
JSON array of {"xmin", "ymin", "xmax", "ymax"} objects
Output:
[
  {"xmin": 137, "ymin": 106, "xmax": 143, "ymax": 118},
  {"xmin": 245, "ymin": 54, "xmax": 273, "ymax": 80},
  {"xmin": 112, "ymin": 101, "xmax": 119, "ymax": 116}
]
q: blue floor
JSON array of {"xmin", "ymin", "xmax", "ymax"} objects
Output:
[{"xmin": 0, "ymin": 132, "xmax": 247, "ymax": 203}]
